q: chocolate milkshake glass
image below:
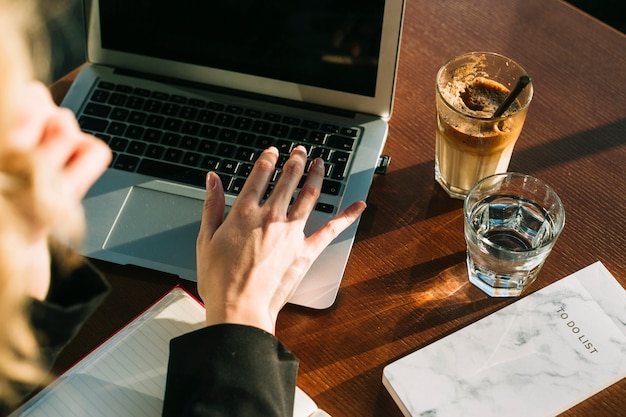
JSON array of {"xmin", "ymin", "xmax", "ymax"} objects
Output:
[{"xmin": 435, "ymin": 52, "xmax": 533, "ymax": 198}]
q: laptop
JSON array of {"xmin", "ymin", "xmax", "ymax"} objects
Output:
[{"xmin": 61, "ymin": 0, "xmax": 405, "ymax": 309}]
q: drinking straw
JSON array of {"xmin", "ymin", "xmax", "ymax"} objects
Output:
[{"xmin": 492, "ymin": 75, "xmax": 531, "ymax": 117}]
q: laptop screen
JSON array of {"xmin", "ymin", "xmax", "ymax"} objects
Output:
[{"xmin": 100, "ymin": 0, "xmax": 385, "ymax": 98}]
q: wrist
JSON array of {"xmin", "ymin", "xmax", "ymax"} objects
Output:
[{"xmin": 205, "ymin": 302, "xmax": 275, "ymax": 335}]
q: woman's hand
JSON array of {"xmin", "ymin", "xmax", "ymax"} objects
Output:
[{"xmin": 196, "ymin": 146, "xmax": 366, "ymax": 334}]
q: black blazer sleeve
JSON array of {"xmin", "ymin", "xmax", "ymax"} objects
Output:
[{"xmin": 162, "ymin": 324, "xmax": 299, "ymax": 417}]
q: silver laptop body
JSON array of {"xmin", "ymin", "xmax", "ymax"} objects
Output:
[{"xmin": 62, "ymin": 0, "xmax": 405, "ymax": 309}]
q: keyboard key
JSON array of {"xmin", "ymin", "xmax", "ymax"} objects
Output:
[
  {"xmin": 218, "ymin": 128, "xmax": 237, "ymax": 141},
  {"xmin": 283, "ymin": 116, "xmax": 300, "ymax": 125},
  {"xmin": 235, "ymin": 147, "xmax": 256, "ymax": 162},
  {"xmin": 225, "ymin": 105, "xmax": 243, "ymax": 114},
  {"xmin": 217, "ymin": 173, "xmax": 233, "ymax": 190},
  {"xmin": 180, "ymin": 106, "xmax": 198, "ymax": 120},
  {"xmin": 256, "ymin": 136, "xmax": 274, "ymax": 149},
  {"xmin": 302, "ymin": 120, "xmax": 320, "ymax": 129},
  {"xmin": 341, "ymin": 127, "xmax": 359, "ymax": 137},
  {"xmin": 182, "ymin": 152, "xmax": 202, "ymax": 166},
  {"xmin": 90, "ymin": 90, "xmax": 110, "ymax": 103},
  {"xmin": 215, "ymin": 113, "xmax": 234, "ymax": 127},
  {"xmin": 115, "ymin": 84, "xmax": 133, "ymax": 93},
  {"xmin": 201, "ymin": 156, "xmax": 220, "ymax": 170},
  {"xmin": 230, "ymin": 177, "xmax": 246, "ymax": 194},
  {"xmin": 198, "ymin": 110, "xmax": 216, "ymax": 123},
  {"xmin": 217, "ymin": 143, "xmax": 236, "ymax": 157},
  {"xmin": 170, "ymin": 95, "xmax": 187, "ymax": 104},
  {"xmin": 83, "ymin": 103, "xmax": 111, "ymax": 118},
  {"xmin": 133, "ymin": 87, "xmax": 151, "ymax": 97},
  {"xmin": 146, "ymin": 114, "xmax": 165, "ymax": 128},
  {"xmin": 331, "ymin": 162, "xmax": 347, "ymax": 180},
  {"xmin": 321, "ymin": 123, "xmax": 339, "ymax": 133},
  {"xmin": 163, "ymin": 117, "xmax": 183, "ymax": 132},
  {"xmin": 107, "ymin": 122, "xmax": 127, "ymax": 136},
  {"xmin": 326, "ymin": 134, "xmax": 355, "ymax": 151},
  {"xmin": 79, "ymin": 116, "xmax": 108, "ymax": 132},
  {"xmin": 219, "ymin": 159, "xmax": 239, "ymax": 174},
  {"xmin": 129, "ymin": 111, "xmax": 147, "ymax": 125},
  {"xmin": 163, "ymin": 148, "xmax": 183, "ymax": 163},
  {"xmin": 110, "ymin": 108, "xmax": 130, "ymax": 121},
  {"xmin": 289, "ymin": 127, "xmax": 307, "ymax": 141},
  {"xmin": 199, "ymin": 125, "xmax": 218, "ymax": 139},
  {"xmin": 126, "ymin": 96, "xmax": 145, "ymax": 109},
  {"xmin": 252, "ymin": 120, "xmax": 270, "ymax": 134},
  {"xmin": 181, "ymin": 121, "xmax": 200, "ymax": 135},
  {"xmin": 199, "ymin": 139, "xmax": 217, "ymax": 154},
  {"xmin": 146, "ymin": 144, "xmax": 165, "ymax": 159},
  {"xmin": 271, "ymin": 124, "xmax": 289, "ymax": 138},
  {"xmin": 144, "ymin": 99, "xmax": 162, "ymax": 113},
  {"xmin": 125, "ymin": 125, "xmax": 145, "ymax": 139},
  {"xmin": 127, "ymin": 141, "xmax": 147, "ymax": 155},
  {"xmin": 315, "ymin": 202, "xmax": 335, "ymax": 213},
  {"xmin": 97, "ymin": 81, "xmax": 115, "ymax": 90},
  {"xmin": 264, "ymin": 112, "xmax": 281, "ymax": 122},
  {"xmin": 162, "ymin": 133, "xmax": 181, "ymax": 147},
  {"xmin": 244, "ymin": 109, "xmax": 263, "ymax": 118},
  {"xmin": 236, "ymin": 132, "xmax": 257, "ymax": 147},
  {"xmin": 109, "ymin": 93, "xmax": 127, "ymax": 106},
  {"xmin": 307, "ymin": 131, "xmax": 326, "ymax": 144},
  {"xmin": 180, "ymin": 136, "xmax": 199, "ymax": 150},
  {"xmin": 152, "ymin": 91, "xmax": 169, "ymax": 100},
  {"xmin": 113, "ymin": 154, "xmax": 139, "ymax": 171},
  {"xmin": 234, "ymin": 116, "xmax": 252, "ymax": 130},
  {"xmin": 109, "ymin": 137, "xmax": 129, "ymax": 152},
  {"xmin": 137, "ymin": 159, "xmax": 206, "ymax": 187},
  {"xmin": 321, "ymin": 180, "xmax": 341, "ymax": 195},
  {"xmin": 208, "ymin": 102, "xmax": 224, "ymax": 111},
  {"xmin": 238, "ymin": 163, "xmax": 254, "ymax": 177},
  {"xmin": 161, "ymin": 103, "xmax": 180, "ymax": 116},
  {"xmin": 188, "ymin": 98, "xmax": 206, "ymax": 108}
]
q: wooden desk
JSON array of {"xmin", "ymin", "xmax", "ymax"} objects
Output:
[{"xmin": 49, "ymin": 0, "xmax": 625, "ymax": 415}]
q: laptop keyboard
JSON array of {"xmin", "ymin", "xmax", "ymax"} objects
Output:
[{"xmin": 77, "ymin": 81, "xmax": 361, "ymax": 214}]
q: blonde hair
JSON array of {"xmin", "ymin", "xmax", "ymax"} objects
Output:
[{"xmin": 0, "ymin": 0, "xmax": 79, "ymax": 405}]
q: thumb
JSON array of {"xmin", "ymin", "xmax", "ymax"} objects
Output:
[{"xmin": 198, "ymin": 172, "xmax": 225, "ymax": 244}]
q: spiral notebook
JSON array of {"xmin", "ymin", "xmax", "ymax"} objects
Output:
[
  {"xmin": 11, "ymin": 286, "xmax": 326, "ymax": 417},
  {"xmin": 383, "ymin": 262, "xmax": 626, "ymax": 417}
]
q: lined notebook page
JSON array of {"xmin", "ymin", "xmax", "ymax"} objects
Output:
[{"xmin": 12, "ymin": 286, "xmax": 320, "ymax": 416}]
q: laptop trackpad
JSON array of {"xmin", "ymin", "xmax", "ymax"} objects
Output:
[{"xmin": 103, "ymin": 186, "xmax": 203, "ymax": 270}]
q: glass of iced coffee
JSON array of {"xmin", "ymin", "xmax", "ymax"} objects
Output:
[{"xmin": 435, "ymin": 52, "xmax": 533, "ymax": 198}]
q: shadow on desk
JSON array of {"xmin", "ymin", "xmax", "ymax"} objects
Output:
[{"xmin": 511, "ymin": 118, "xmax": 626, "ymax": 173}]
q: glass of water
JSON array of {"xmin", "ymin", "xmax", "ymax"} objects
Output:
[{"xmin": 464, "ymin": 173, "xmax": 565, "ymax": 296}]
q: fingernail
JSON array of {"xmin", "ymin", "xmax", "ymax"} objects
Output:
[
  {"xmin": 313, "ymin": 158, "xmax": 324, "ymax": 169},
  {"xmin": 206, "ymin": 172, "xmax": 217, "ymax": 190}
]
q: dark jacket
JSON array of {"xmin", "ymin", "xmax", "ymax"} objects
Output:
[{"xmin": 2, "ymin": 259, "xmax": 298, "ymax": 416}]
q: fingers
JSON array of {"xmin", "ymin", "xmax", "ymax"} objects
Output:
[
  {"xmin": 306, "ymin": 200, "xmax": 367, "ymax": 256},
  {"xmin": 234, "ymin": 146, "xmax": 279, "ymax": 208},
  {"xmin": 198, "ymin": 172, "xmax": 225, "ymax": 244},
  {"xmin": 266, "ymin": 145, "xmax": 308, "ymax": 209},
  {"xmin": 288, "ymin": 157, "xmax": 324, "ymax": 220}
]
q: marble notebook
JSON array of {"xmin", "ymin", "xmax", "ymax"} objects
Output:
[{"xmin": 382, "ymin": 262, "xmax": 626, "ymax": 417}]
